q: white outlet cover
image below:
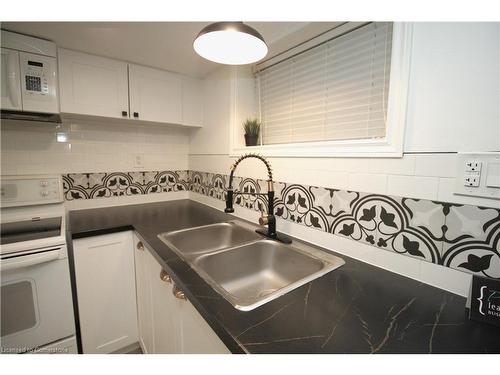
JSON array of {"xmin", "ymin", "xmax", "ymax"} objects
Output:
[{"xmin": 455, "ymin": 152, "xmax": 500, "ymax": 200}]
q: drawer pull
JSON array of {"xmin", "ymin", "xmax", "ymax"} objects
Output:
[
  {"xmin": 160, "ymin": 269, "xmax": 172, "ymax": 283},
  {"xmin": 136, "ymin": 241, "xmax": 144, "ymax": 251},
  {"xmin": 172, "ymin": 284, "xmax": 186, "ymax": 300}
]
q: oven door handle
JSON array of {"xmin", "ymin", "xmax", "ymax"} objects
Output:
[{"xmin": 1, "ymin": 249, "xmax": 60, "ymax": 272}]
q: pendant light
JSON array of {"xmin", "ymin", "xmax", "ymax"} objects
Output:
[{"xmin": 193, "ymin": 22, "xmax": 268, "ymax": 65}]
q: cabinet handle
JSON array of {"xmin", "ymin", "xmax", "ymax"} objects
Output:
[
  {"xmin": 160, "ymin": 269, "xmax": 172, "ymax": 283},
  {"xmin": 122, "ymin": 111, "xmax": 128, "ymax": 117},
  {"xmin": 133, "ymin": 112, "xmax": 139, "ymax": 118},
  {"xmin": 136, "ymin": 241, "xmax": 144, "ymax": 251},
  {"xmin": 172, "ymin": 284, "xmax": 186, "ymax": 300}
]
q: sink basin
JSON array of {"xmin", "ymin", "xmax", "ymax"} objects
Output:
[
  {"xmin": 158, "ymin": 221, "xmax": 344, "ymax": 311},
  {"xmin": 194, "ymin": 240, "xmax": 327, "ymax": 310},
  {"xmin": 158, "ymin": 222, "xmax": 261, "ymax": 260}
]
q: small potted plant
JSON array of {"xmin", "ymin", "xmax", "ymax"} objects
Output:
[{"xmin": 243, "ymin": 118, "xmax": 261, "ymax": 147}]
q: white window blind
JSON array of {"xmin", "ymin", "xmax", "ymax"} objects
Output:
[{"xmin": 256, "ymin": 22, "xmax": 393, "ymax": 145}]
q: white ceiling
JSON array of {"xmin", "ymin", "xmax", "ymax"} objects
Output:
[{"xmin": 1, "ymin": 22, "xmax": 338, "ymax": 78}]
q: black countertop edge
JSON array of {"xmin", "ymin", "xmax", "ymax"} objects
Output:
[
  {"xmin": 67, "ymin": 199, "xmax": 500, "ymax": 354},
  {"xmin": 70, "ymin": 225, "xmax": 134, "ymax": 240},
  {"xmin": 133, "ymin": 230, "xmax": 247, "ymax": 354}
]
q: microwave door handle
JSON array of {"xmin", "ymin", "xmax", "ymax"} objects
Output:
[
  {"xmin": 7, "ymin": 52, "xmax": 21, "ymax": 108},
  {"xmin": 1, "ymin": 249, "xmax": 60, "ymax": 272}
]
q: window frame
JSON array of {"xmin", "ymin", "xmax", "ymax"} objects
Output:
[{"xmin": 229, "ymin": 22, "xmax": 413, "ymax": 158}]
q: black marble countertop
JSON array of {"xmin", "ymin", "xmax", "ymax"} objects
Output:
[{"xmin": 68, "ymin": 199, "xmax": 500, "ymax": 354}]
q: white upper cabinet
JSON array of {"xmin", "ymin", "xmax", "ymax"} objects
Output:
[
  {"xmin": 58, "ymin": 48, "xmax": 203, "ymax": 127},
  {"xmin": 129, "ymin": 64, "xmax": 182, "ymax": 124},
  {"xmin": 58, "ymin": 48, "xmax": 130, "ymax": 119},
  {"xmin": 182, "ymin": 76, "xmax": 203, "ymax": 127},
  {"xmin": 1, "ymin": 48, "xmax": 22, "ymax": 110}
]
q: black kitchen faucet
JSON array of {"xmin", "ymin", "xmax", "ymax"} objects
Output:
[{"xmin": 224, "ymin": 153, "xmax": 291, "ymax": 244}]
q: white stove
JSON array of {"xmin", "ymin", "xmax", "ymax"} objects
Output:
[{"xmin": 1, "ymin": 175, "xmax": 77, "ymax": 354}]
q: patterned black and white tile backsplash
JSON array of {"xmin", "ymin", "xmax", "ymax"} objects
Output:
[
  {"xmin": 63, "ymin": 171, "xmax": 189, "ymax": 200},
  {"xmin": 187, "ymin": 170, "xmax": 500, "ymax": 279},
  {"xmin": 62, "ymin": 169, "xmax": 500, "ymax": 279}
]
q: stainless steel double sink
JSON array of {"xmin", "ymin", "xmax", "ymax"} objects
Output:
[{"xmin": 158, "ymin": 221, "xmax": 345, "ymax": 311}]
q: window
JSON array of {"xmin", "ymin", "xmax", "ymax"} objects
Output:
[{"xmin": 256, "ymin": 22, "xmax": 393, "ymax": 146}]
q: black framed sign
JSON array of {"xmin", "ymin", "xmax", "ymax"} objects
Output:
[{"xmin": 469, "ymin": 275, "xmax": 500, "ymax": 327}]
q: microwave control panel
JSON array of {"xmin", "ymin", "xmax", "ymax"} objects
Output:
[
  {"xmin": 19, "ymin": 52, "xmax": 59, "ymax": 113},
  {"xmin": 24, "ymin": 59, "xmax": 49, "ymax": 95}
]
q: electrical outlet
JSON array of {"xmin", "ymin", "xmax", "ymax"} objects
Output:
[
  {"xmin": 464, "ymin": 173, "xmax": 480, "ymax": 187},
  {"xmin": 133, "ymin": 154, "xmax": 144, "ymax": 168},
  {"xmin": 465, "ymin": 161, "xmax": 482, "ymax": 172},
  {"xmin": 455, "ymin": 152, "xmax": 500, "ymax": 200}
]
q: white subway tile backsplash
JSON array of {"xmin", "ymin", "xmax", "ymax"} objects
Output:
[
  {"xmin": 415, "ymin": 154, "xmax": 457, "ymax": 178},
  {"xmin": 387, "ymin": 175, "xmax": 439, "ymax": 200},
  {"xmin": 1, "ymin": 120, "xmax": 190, "ymax": 175},
  {"xmin": 366, "ymin": 155, "xmax": 416, "ymax": 175},
  {"xmin": 348, "ymin": 173, "xmax": 387, "ymax": 194}
]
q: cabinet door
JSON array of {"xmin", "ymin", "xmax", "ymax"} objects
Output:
[
  {"xmin": 182, "ymin": 76, "xmax": 203, "ymax": 127},
  {"xmin": 145, "ymin": 247, "xmax": 182, "ymax": 353},
  {"xmin": 72, "ymin": 231, "xmax": 138, "ymax": 354},
  {"xmin": 133, "ymin": 235, "xmax": 154, "ymax": 354},
  {"xmin": 1, "ymin": 48, "xmax": 22, "ymax": 110},
  {"xmin": 180, "ymin": 297, "xmax": 230, "ymax": 354},
  {"xmin": 128, "ymin": 64, "xmax": 182, "ymax": 124},
  {"xmin": 58, "ymin": 48, "xmax": 129, "ymax": 119}
]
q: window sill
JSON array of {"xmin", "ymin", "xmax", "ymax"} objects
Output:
[{"xmin": 230, "ymin": 138, "xmax": 404, "ymax": 158}]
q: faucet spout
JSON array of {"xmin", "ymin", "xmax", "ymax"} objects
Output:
[
  {"xmin": 224, "ymin": 153, "xmax": 291, "ymax": 244},
  {"xmin": 226, "ymin": 153, "xmax": 273, "ymax": 192}
]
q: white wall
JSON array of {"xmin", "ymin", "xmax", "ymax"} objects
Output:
[
  {"xmin": 189, "ymin": 68, "xmax": 232, "ymax": 155},
  {"xmin": 1, "ymin": 119, "xmax": 190, "ymax": 175},
  {"xmin": 404, "ymin": 22, "xmax": 500, "ymax": 152}
]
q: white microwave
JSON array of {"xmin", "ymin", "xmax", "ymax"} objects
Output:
[{"xmin": 1, "ymin": 30, "xmax": 60, "ymax": 122}]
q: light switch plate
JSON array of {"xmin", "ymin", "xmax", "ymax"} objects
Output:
[
  {"xmin": 455, "ymin": 152, "xmax": 500, "ymax": 200},
  {"xmin": 486, "ymin": 162, "xmax": 500, "ymax": 188},
  {"xmin": 133, "ymin": 153, "xmax": 144, "ymax": 168}
]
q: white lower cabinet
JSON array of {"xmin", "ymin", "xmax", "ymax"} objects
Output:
[
  {"xmin": 72, "ymin": 231, "xmax": 228, "ymax": 354},
  {"xmin": 146, "ymin": 244, "xmax": 182, "ymax": 353},
  {"xmin": 180, "ymin": 296, "xmax": 231, "ymax": 354},
  {"xmin": 72, "ymin": 231, "xmax": 139, "ymax": 354},
  {"xmin": 133, "ymin": 233, "xmax": 230, "ymax": 354},
  {"xmin": 133, "ymin": 235, "xmax": 154, "ymax": 353}
]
